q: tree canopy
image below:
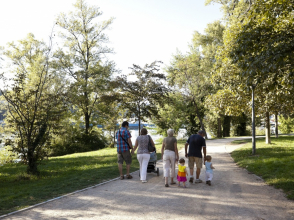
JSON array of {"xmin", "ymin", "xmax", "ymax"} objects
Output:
[
  {"xmin": 55, "ymin": 0, "xmax": 115, "ymax": 134},
  {"xmin": 0, "ymin": 34, "xmax": 67, "ymax": 174},
  {"xmin": 118, "ymin": 61, "xmax": 168, "ymax": 135}
]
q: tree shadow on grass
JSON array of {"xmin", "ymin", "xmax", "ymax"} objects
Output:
[
  {"xmin": 0, "ymin": 158, "xmax": 141, "ymax": 216},
  {"xmin": 0, "ymin": 149, "xmax": 164, "ymax": 215},
  {"xmin": 232, "ymin": 144, "xmax": 294, "ymax": 200},
  {"xmin": 9, "ymin": 178, "xmax": 294, "ymax": 220}
]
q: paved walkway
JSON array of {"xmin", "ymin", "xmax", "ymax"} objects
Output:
[{"xmin": 3, "ymin": 138, "xmax": 294, "ymax": 220}]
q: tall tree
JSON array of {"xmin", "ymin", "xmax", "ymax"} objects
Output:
[
  {"xmin": 221, "ymin": 0, "xmax": 294, "ymax": 144},
  {"xmin": 55, "ymin": 0, "xmax": 114, "ymax": 134},
  {"xmin": 0, "ymin": 34, "xmax": 67, "ymax": 174},
  {"xmin": 99, "ymin": 92, "xmax": 125, "ymax": 148},
  {"xmin": 152, "ymin": 92, "xmax": 197, "ymax": 136},
  {"xmin": 205, "ymin": 0, "xmax": 254, "ymax": 22},
  {"xmin": 118, "ymin": 61, "xmax": 168, "ymax": 135},
  {"xmin": 167, "ymin": 49, "xmax": 211, "ymax": 139},
  {"xmin": 193, "ymin": 21, "xmax": 233, "ymax": 137}
]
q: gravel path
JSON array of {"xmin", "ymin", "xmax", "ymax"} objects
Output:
[{"xmin": 3, "ymin": 138, "xmax": 294, "ymax": 220}]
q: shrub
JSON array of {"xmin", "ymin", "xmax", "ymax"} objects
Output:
[
  {"xmin": 279, "ymin": 115, "xmax": 294, "ymax": 134},
  {"xmin": 49, "ymin": 125, "xmax": 106, "ymax": 156},
  {"xmin": 0, "ymin": 145, "xmax": 19, "ymax": 165},
  {"xmin": 255, "ymin": 127, "xmax": 265, "ymax": 136}
]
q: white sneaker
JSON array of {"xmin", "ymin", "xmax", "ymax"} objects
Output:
[
  {"xmin": 195, "ymin": 179, "xmax": 203, "ymax": 183},
  {"xmin": 142, "ymin": 180, "xmax": 147, "ymax": 183}
]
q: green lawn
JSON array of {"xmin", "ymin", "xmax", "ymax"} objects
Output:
[
  {"xmin": 0, "ymin": 140, "xmax": 186, "ymax": 216},
  {"xmin": 231, "ymin": 136, "xmax": 294, "ymax": 199}
]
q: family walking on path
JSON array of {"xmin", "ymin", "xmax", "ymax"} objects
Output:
[
  {"xmin": 116, "ymin": 121, "xmax": 215, "ymax": 188},
  {"xmin": 115, "ymin": 121, "xmax": 157, "ymax": 183},
  {"xmin": 4, "ymin": 131, "xmax": 294, "ymax": 219},
  {"xmin": 115, "ymin": 121, "xmax": 133, "ymax": 180}
]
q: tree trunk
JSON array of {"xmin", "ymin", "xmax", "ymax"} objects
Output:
[
  {"xmin": 275, "ymin": 113, "xmax": 279, "ymax": 138},
  {"xmin": 217, "ymin": 117, "xmax": 222, "ymax": 138},
  {"xmin": 236, "ymin": 113, "xmax": 247, "ymax": 136},
  {"xmin": 265, "ymin": 111, "xmax": 271, "ymax": 144},
  {"xmin": 223, "ymin": 116, "xmax": 231, "ymax": 137},
  {"xmin": 27, "ymin": 147, "xmax": 38, "ymax": 175},
  {"xmin": 138, "ymin": 119, "xmax": 141, "ymax": 136},
  {"xmin": 85, "ymin": 112, "xmax": 90, "ymax": 134},
  {"xmin": 252, "ymin": 85, "xmax": 256, "ymax": 155},
  {"xmin": 138, "ymin": 105, "xmax": 141, "ymax": 136},
  {"xmin": 192, "ymin": 99, "xmax": 208, "ymax": 139},
  {"xmin": 84, "ymin": 90, "xmax": 90, "ymax": 134},
  {"xmin": 113, "ymin": 126, "xmax": 116, "ymax": 148}
]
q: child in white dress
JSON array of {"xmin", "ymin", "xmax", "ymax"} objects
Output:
[{"xmin": 205, "ymin": 155, "xmax": 215, "ymax": 186}]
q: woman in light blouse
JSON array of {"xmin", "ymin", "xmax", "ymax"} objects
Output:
[
  {"xmin": 132, "ymin": 128, "xmax": 155, "ymax": 183},
  {"xmin": 161, "ymin": 129, "xmax": 179, "ymax": 187}
]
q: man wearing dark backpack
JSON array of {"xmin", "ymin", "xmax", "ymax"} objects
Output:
[{"xmin": 116, "ymin": 121, "xmax": 133, "ymax": 180}]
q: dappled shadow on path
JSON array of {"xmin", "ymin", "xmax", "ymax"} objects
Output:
[{"xmin": 6, "ymin": 151, "xmax": 294, "ymax": 220}]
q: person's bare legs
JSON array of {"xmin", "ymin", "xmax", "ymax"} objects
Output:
[
  {"xmin": 190, "ymin": 168, "xmax": 194, "ymax": 178},
  {"xmin": 126, "ymin": 164, "xmax": 130, "ymax": 176},
  {"xmin": 190, "ymin": 168, "xmax": 194, "ymax": 176},
  {"xmin": 196, "ymin": 168, "xmax": 201, "ymax": 179},
  {"xmin": 171, "ymin": 177, "xmax": 175, "ymax": 184},
  {"xmin": 189, "ymin": 168, "xmax": 194, "ymax": 182},
  {"xmin": 118, "ymin": 164, "xmax": 123, "ymax": 176},
  {"xmin": 170, "ymin": 154, "xmax": 176, "ymax": 183}
]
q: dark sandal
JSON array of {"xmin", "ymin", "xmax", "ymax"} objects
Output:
[
  {"xmin": 120, "ymin": 175, "xmax": 124, "ymax": 180},
  {"xmin": 170, "ymin": 182, "xmax": 176, "ymax": 185},
  {"xmin": 165, "ymin": 184, "xmax": 169, "ymax": 187},
  {"xmin": 126, "ymin": 174, "xmax": 133, "ymax": 179}
]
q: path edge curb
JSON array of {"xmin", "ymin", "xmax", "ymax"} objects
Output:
[
  {"xmin": 0, "ymin": 148, "xmax": 182, "ymax": 219},
  {"xmin": 0, "ymin": 169, "xmax": 141, "ymax": 219},
  {"xmin": 225, "ymin": 141, "xmax": 264, "ymax": 182}
]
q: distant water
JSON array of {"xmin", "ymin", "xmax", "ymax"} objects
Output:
[
  {"xmin": 0, "ymin": 128, "xmax": 189, "ymax": 150},
  {"xmin": 129, "ymin": 128, "xmax": 188, "ymax": 145},
  {"xmin": 129, "ymin": 129, "xmax": 162, "ymax": 145}
]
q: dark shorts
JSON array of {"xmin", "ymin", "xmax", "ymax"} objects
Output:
[{"xmin": 117, "ymin": 151, "xmax": 132, "ymax": 165}]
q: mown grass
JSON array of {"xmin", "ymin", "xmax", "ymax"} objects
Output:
[
  {"xmin": 0, "ymin": 140, "xmax": 186, "ymax": 216},
  {"xmin": 231, "ymin": 136, "xmax": 294, "ymax": 199}
]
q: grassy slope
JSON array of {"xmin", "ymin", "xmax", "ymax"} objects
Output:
[
  {"xmin": 0, "ymin": 140, "xmax": 186, "ymax": 215},
  {"xmin": 231, "ymin": 136, "xmax": 294, "ymax": 199}
]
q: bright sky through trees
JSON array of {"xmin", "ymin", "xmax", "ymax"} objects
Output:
[{"xmin": 0, "ymin": 0, "xmax": 222, "ymax": 74}]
